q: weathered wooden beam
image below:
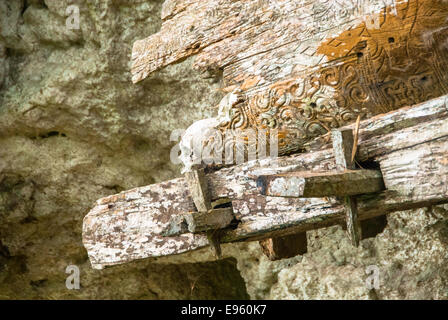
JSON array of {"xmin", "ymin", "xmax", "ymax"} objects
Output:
[
  {"xmin": 331, "ymin": 128, "xmax": 362, "ymax": 246},
  {"xmin": 82, "ymin": 95, "xmax": 448, "ymax": 269},
  {"xmin": 221, "ymin": 135, "xmax": 448, "ymax": 243},
  {"xmin": 257, "ymin": 170, "xmax": 384, "ymax": 198},
  {"xmin": 259, "ymin": 233, "xmax": 308, "ymax": 261},
  {"xmin": 82, "ymin": 179, "xmax": 207, "ymax": 269}
]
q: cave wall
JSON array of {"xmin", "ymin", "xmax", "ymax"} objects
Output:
[
  {"xmin": 1, "ymin": 0, "xmax": 447, "ymax": 300},
  {"xmin": 0, "ymin": 0, "xmax": 248, "ymax": 299}
]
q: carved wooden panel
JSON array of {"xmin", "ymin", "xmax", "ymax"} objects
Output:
[
  {"xmin": 132, "ymin": 0, "xmax": 448, "ymax": 160},
  {"xmin": 215, "ymin": 0, "xmax": 448, "ymax": 155}
]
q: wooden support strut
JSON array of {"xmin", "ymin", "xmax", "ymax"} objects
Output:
[
  {"xmin": 162, "ymin": 168, "xmax": 235, "ymax": 259},
  {"xmin": 185, "ymin": 169, "xmax": 212, "ymax": 212},
  {"xmin": 331, "ymin": 129, "xmax": 362, "ymax": 246},
  {"xmin": 256, "ymin": 129, "xmax": 386, "ymax": 258}
]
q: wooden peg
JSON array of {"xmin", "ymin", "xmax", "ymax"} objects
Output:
[
  {"xmin": 184, "ymin": 168, "xmax": 224, "ymax": 259},
  {"xmin": 207, "ymin": 230, "xmax": 223, "ymax": 259},
  {"xmin": 162, "ymin": 207, "xmax": 234, "ymax": 236},
  {"xmin": 185, "ymin": 208, "xmax": 234, "ymax": 233}
]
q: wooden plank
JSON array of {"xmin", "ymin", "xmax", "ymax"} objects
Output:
[
  {"xmin": 257, "ymin": 170, "xmax": 384, "ymax": 198},
  {"xmin": 213, "ymin": 0, "xmax": 448, "ymax": 94},
  {"xmin": 132, "ymin": 0, "xmax": 448, "ymax": 94},
  {"xmin": 259, "ymin": 233, "xmax": 307, "ymax": 261},
  {"xmin": 82, "ymin": 96, "xmax": 448, "ymax": 268}
]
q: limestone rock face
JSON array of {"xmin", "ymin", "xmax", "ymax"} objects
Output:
[
  {"xmin": 1, "ymin": 0, "xmax": 447, "ymax": 300},
  {"xmin": 0, "ymin": 44, "xmax": 6, "ymax": 90},
  {"xmin": 0, "ymin": 0, "xmax": 247, "ymax": 299}
]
